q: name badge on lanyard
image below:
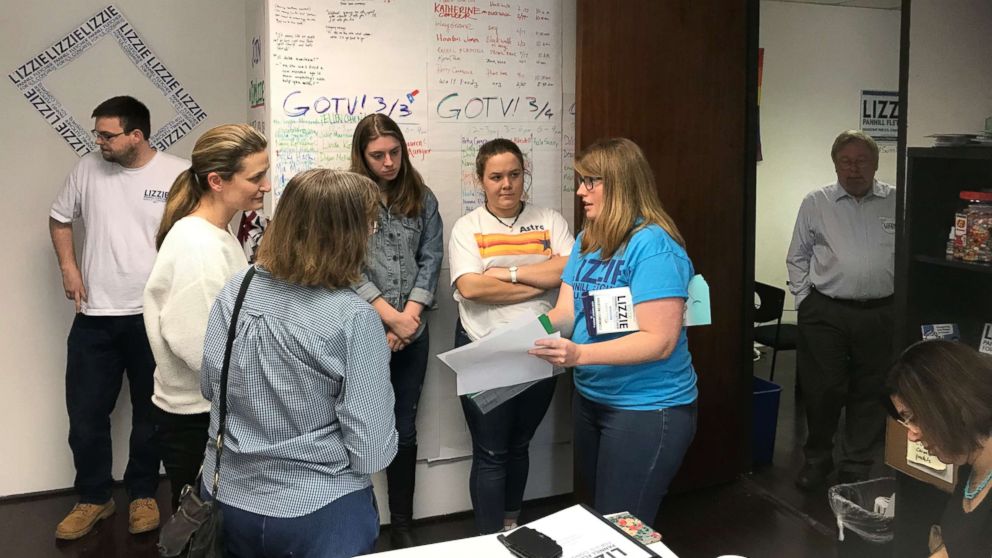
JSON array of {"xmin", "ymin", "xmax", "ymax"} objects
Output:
[{"xmin": 581, "ymin": 287, "xmax": 640, "ymax": 336}]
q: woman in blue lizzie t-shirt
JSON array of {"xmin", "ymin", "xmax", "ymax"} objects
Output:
[{"xmin": 530, "ymin": 137, "xmax": 698, "ymax": 525}]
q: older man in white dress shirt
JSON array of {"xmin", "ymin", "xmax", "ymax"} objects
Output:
[{"xmin": 786, "ymin": 130, "xmax": 895, "ymax": 489}]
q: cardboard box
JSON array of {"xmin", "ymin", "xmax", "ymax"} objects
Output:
[{"xmin": 884, "ymin": 417, "xmax": 956, "ymax": 493}]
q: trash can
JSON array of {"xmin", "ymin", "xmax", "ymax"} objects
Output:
[
  {"xmin": 752, "ymin": 376, "xmax": 781, "ymax": 465},
  {"xmin": 829, "ymin": 478, "xmax": 896, "ymax": 558}
]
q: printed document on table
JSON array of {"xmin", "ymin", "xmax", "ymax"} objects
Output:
[
  {"xmin": 524, "ymin": 504, "xmax": 664, "ymax": 558},
  {"xmin": 437, "ymin": 312, "xmax": 559, "ymax": 395}
]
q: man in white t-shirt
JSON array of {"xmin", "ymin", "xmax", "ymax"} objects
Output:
[{"xmin": 48, "ymin": 96, "xmax": 190, "ymax": 540}]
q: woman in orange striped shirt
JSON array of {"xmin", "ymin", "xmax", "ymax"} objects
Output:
[{"xmin": 448, "ymin": 138, "xmax": 575, "ymax": 534}]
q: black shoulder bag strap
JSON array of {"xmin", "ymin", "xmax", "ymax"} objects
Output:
[{"xmin": 210, "ymin": 265, "xmax": 256, "ymax": 497}]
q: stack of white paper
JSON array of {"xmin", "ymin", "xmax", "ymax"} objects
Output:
[{"xmin": 437, "ymin": 313, "xmax": 560, "ymax": 395}]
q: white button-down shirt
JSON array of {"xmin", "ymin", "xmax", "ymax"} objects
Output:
[{"xmin": 786, "ymin": 180, "xmax": 896, "ymax": 308}]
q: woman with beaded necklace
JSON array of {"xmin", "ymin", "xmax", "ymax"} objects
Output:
[
  {"xmin": 887, "ymin": 339, "xmax": 992, "ymax": 558},
  {"xmin": 448, "ymin": 138, "xmax": 574, "ymax": 534}
]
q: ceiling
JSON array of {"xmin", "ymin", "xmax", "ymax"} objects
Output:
[{"xmin": 768, "ymin": 0, "xmax": 901, "ymax": 10}]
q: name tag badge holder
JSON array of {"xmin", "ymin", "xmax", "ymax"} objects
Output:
[{"xmin": 581, "ymin": 286, "xmax": 640, "ymax": 336}]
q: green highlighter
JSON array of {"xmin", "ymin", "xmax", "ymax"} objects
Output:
[{"xmin": 538, "ymin": 313, "xmax": 555, "ymax": 334}]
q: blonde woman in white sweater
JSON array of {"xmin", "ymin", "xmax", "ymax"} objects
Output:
[{"xmin": 143, "ymin": 124, "xmax": 269, "ymax": 510}]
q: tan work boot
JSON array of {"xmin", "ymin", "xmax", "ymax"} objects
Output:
[
  {"xmin": 128, "ymin": 497, "xmax": 160, "ymax": 534},
  {"xmin": 55, "ymin": 499, "xmax": 116, "ymax": 540}
]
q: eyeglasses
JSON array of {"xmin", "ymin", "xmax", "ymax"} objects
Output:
[
  {"xmin": 885, "ymin": 399, "xmax": 918, "ymax": 430},
  {"xmin": 576, "ymin": 174, "xmax": 603, "ymax": 191},
  {"xmin": 835, "ymin": 158, "xmax": 873, "ymax": 170},
  {"xmin": 91, "ymin": 129, "xmax": 127, "ymax": 142},
  {"xmin": 894, "ymin": 415, "xmax": 917, "ymax": 430}
]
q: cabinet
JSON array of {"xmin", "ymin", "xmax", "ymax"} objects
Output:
[
  {"xmin": 890, "ymin": 146, "xmax": 992, "ymax": 556},
  {"xmin": 895, "ymin": 147, "xmax": 992, "ymax": 349}
]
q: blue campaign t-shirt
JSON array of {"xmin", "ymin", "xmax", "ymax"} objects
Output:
[{"xmin": 562, "ymin": 224, "xmax": 698, "ymax": 410}]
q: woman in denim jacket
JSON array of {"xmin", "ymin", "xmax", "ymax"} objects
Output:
[{"xmin": 350, "ymin": 114, "xmax": 443, "ymax": 548}]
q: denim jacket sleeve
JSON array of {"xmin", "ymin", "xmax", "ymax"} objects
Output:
[
  {"xmin": 352, "ymin": 270, "xmax": 383, "ymax": 304},
  {"xmin": 352, "ymin": 204, "xmax": 386, "ymax": 304},
  {"xmin": 408, "ymin": 189, "xmax": 443, "ymax": 308}
]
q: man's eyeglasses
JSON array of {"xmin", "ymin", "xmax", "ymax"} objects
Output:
[
  {"xmin": 91, "ymin": 130, "xmax": 127, "ymax": 142},
  {"xmin": 576, "ymin": 174, "xmax": 603, "ymax": 191},
  {"xmin": 835, "ymin": 158, "xmax": 873, "ymax": 171}
]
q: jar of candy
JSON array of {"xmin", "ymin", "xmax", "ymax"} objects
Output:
[
  {"xmin": 946, "ymin": 226, "xmax": 955, "ymax": 260},
  {"xmin": 957, "ymin": 191, "xmax": 992, "ymax": 263}
]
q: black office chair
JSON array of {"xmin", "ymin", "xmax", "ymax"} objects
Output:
[{"xmin": 753, "ymin": 282, "xmax": 798, "ymax": 382}]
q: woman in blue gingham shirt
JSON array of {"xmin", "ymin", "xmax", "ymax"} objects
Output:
[{"xmin": 200, "ymin": 169, "xmax": 397, "ymax": 558}]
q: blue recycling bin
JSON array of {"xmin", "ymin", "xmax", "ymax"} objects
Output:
[{"xmin": 752, "ymin": 376, "xmax": 782, "ymax": 465}]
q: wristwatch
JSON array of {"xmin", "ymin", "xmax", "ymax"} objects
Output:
[{"xmin": 509, "ymin": 266, "xmax": 519, "ymax": 284}]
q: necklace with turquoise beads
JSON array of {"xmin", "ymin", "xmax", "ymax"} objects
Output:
[{"xmin": 964, "ymin": 467, "xmax": 992, "ymax": 500}]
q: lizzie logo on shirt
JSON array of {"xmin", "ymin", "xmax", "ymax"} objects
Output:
[
  {"xmin": 572, "ymin": 258, "xmax": 627, "ymax": 294},
  {"xmin": 143, "ymin": 189, "xmax": 168, "ymax": 203}
]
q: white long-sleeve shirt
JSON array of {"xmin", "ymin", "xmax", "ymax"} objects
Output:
[{"xmin": 144, "ymin": 216, "xmax": 248, "ymax": 414}]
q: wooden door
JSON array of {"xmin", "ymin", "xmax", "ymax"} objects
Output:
[{"xmin": 574, "ymin": 0, "xmax": 759, "ymax": 494}]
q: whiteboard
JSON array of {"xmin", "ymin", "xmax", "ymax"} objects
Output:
[{"xmin": 251, "ymin": 0, "xmax": 576, "ymax": 461}]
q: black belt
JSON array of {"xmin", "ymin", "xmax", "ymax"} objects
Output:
[{"xmin": 814, "ymin": 289, "xmax": 893, "ymax": 309}]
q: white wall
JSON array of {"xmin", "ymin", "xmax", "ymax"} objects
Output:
[
  {"xmin": 756, "ymin": 1, "xmax": 900, "ymax": 315},
  {"xmin": 0, "ymin": 0, "xmax": 249, "ymax": 497},
  {"xmin": 0, "ymin": 0, "xmax": 574, "ymax": 520},
  {"xmin": 372, "ymin": 0, "xmax": 578, "ymax": 519},
  {"xmin": 906, "ymin": 0, "xmax": 992, "ymax": 146}
]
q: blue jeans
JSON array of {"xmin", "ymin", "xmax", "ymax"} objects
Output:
[
  {"xmin": 573, "ymin": 391, "xmax": 696, "ymax": 525},
  {"xmin": 386, "ymin": 325, "xmax": 429, "ymax": 518},
  {"xmin": 65, "ymin": 314, "xmax": 159, "ymax": 503},
  {"xmin": 391, "ymin": 326, "xmax": 429, "ymax": 448},
  {"xmin": 455, "ymin": 321, "xmax": 557, "ymax": 534},
  {"xmin": 218, "ymin": 486, "xmax": 379, "ymax": 558}
]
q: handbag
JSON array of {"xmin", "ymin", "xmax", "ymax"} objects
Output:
[{"xmin": 158, "ymin": 266, "xmax": 256, "ymax": 558}]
